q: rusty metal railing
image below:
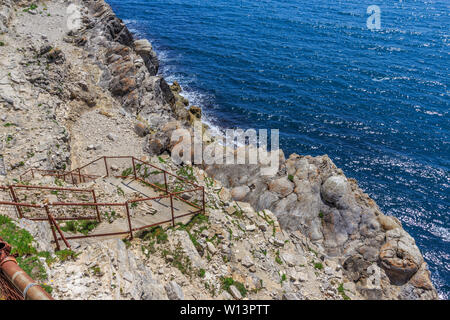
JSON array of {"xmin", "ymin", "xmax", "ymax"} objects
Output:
[{"xmin": 0, "ymin": 156, "xmax": 206, "ymax": 250}]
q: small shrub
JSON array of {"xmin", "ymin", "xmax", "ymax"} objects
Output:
[
  {"xmin": 40, "ymin": 284, "xmax": 53, "ymax": 294},
  {"xmin": 275, "ymin": 250, "xmax": 283, "ymax": 265},
  {"xmin": 220, "ymin": 277, "xmax": 247, "ymax": 298},
  {"xmin": 198, "ymin": 268, "xmax": 206, "ymax": 278},
  {"xmin": 314, "ymin": 262, "xmax": 324, "ymax": 270},
  {"xmin": 55, "ymin": 249, "xmax": 79, "ymax": 262},
  {"xmin": 338, "ymin": 283, "xmax": 351, "ymax": 300}
]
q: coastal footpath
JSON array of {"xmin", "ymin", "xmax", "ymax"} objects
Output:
[{"xmin": 0, "ymin": 0, "xmax": 438, "ymax": 299}]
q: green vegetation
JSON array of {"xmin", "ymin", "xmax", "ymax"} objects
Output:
[
  {"xmin": 55, "ymin": 249, "xmax": 79, "ymax": 262},
  {"xmin": 121, "ymin": 167, "xmax": 133, "ymax": 177},
  {"xmin": 319, "ymin": 211, "xmax": 324, "ymax": 219},
  {"xmin": 157, "ymin": 156, "xmax": 166, "ymax": 164},
  {"xmin": 139, "ymin": 226, "xmax": 168, "ymax": 244},
  {"xmin": 338, "ymin": 283, "xmax": 351, "ymax": 300},
  {"xmin": 130, "ymin": 201, "xmax": 138, "ymax": 209},
  {"xmin": 205, "ymin": 176, "xmax": 214, "ymax": 188},
  {"xmin": 90, "ymin": 265, "xmax": 103, "ymax": 277},
  {"xmin": 54, "ymin": 178, "xmax": 64, "ymax": 187},
  {"xmin": 176, "ymin": 165, "xmax": 197, "ymax": 182},
  {"xmin": 220, "ymin": 277, "xmax": 247, "ymax": 298},
  {"xmin": 0, "ymin": 215, "xmax": 58, "ymax": 292},
  {"xmin": 280, "ymin": 273, "xmax": 287, "ymax": 284},
  {"xmin": 122, "ymin": 238, "xmax": 131, "ymax": 248},
  {"xmin": 0, "ymin": 215, "xmax": 36, "ymax": 256},
  {"xmin": 288, "ymin": 174, "xmax": 294, "ymax": 182},
  {"xmin": 0, "ymin": 41, "xmax": 5, "ymax": 47},
  {"xmin": 103, "ymin": 210, "xmax": 118, "ymax": 223},
  {"xmin": 275, "ymin": 250, "xmax": 283, "ymax": 265},
  {"xmin": 23, "ymin": 4, "xmax": 38, "ymax": 12},
  {"xmin": 116, "ymin": 186, "xmax": 125, "ymax": 196},
  {"xmin": 60, "ymin": 220, "xmax": 99, "ymax": 235},
  {"xmin": 198, "ymin": 268, "xmax": 206, "ymax": 278},
  {"xmin": 40, "ymin": 283, "xmax": 53, "ymax": 294},
  {"xmin": 162, "ymin": 243, "xmax": 193, "ymax": 276},
  {"xmin": 314, "ymin": 262, "xmax": 324, "ymax": 270}
]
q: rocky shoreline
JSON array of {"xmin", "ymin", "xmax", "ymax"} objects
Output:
[{"xmin": 0, "ymin": 0, "xmax": 439, "ymax": 300}]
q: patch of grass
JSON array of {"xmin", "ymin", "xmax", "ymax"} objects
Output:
[
  {"xmin": 140, "ymin": 226, "xmax": 168, "ymax": 244},
  {"xmin": 3, "ymin": 122, "xmax": 14, "ymax": 127},
  {"xmin": 314, "ymin": 262, "xmax": 324, "ymax": 270},
  {"xmin": 121, "ymin": 167, "xmax": 133, "ymax": 177},
  {"xmin": 318, "ymin": 211, "xmax": 324, "ymax": 219},
  {"xmin": 37, "ymin": 251, "xmax": 57, "ymax": 266},
  {"xmin": 338, "ymin": 283, "xmax": 351, "ymax": 300},
  {"xmin": 205, "ymin": 176, "xmax": 214, "ymax": 188},
  {"xmin": 23, "ymin": 4, "xmax": 38, "ymax": 12},
  {"xmin": 40, "ymin": 283, "xmax": 53, "ymax": 294},
  {"xmin": 90, "ymin": 265, "xmax": 103, "ymax": 277},
  {"xmin": 163, "ymin": 243, "xmax": 193, "ymax": 276},
  {"xmin": 0, "ymin": 215, "xmax": 36, "ymax": 256},
  {"xmin": 157, "ymin": 156, "xmax": 166, "ymax": 164},
  {"xmin": 288, "ymin": 174, "xmax": 294, "ymax": 182},
  {"xmin": 176, "ymin": 165, "xmax": 197, "ymax": 182},
  {"xmin": 275, "ymin": 250, "xmax": 283, "ymax": 265},
  {"xmin": 122, "ymin": 238, "xmax": 131, "ymax": 248},
  {"xmin": 0, "ymin": 41, "xmax": 5, "ymax": 46},
  {"xmin": 220, "ymin": 277, "xmax": 247, "ymax": 298},
  {"xmin": 280, "ymin": 273, "xmax": 287, "ymax": 284},
  {"xmin": 60, "ymin": 220, "xmax": 99, "ymax": 235},
  {"xmin": 54, "ymin": 178, "xmax": 64, "ymax": 187},
  {"xmin": 198, "ymin": 268, "xmax": 206, "ymax": 278},
  {"xmin": 16, "ymin": 256, "xmax": 47, "ymax": 280},
  {"xmin": 103, "ymin": 210, "xmax": 118, "ymax": 224},
  {"xmin": 116, "ymin": 186, "xmax": 125, "ymax": 196},
  {"xmin": 55, "ymin": 249, "xmax": 79, "ymax": 262}
]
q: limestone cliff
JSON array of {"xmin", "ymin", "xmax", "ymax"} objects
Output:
[{"xmin": 0, "ymin": 0, "xmax": 438, "ymax": 300}]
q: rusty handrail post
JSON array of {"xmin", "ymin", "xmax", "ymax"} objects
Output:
[
  {"xmin": 104, "ymin": 156, "xmax": 109, "ymax": 177},
  {"xmin": 164, "ymin": 171, "xmax": 168, "ymax": 194},
  {"xmin": 8, "ymin": 186, "xmax": 22, "ymax": 219},
  {"xmin": 132, "ymin": 157, "xmax": 137, "ymax": 180},
  {"xmin": 125, "ymin": 202, "xmax": 133, "ymax": 240},
  {"xmin": 202, "ymin": 186, "xmax": 205, "ymax": 215},
  {"xmin": 48, "ymin": 213, "xmax": 71, "ymax": 250},
  {"xmin": 77, "ymin": 168, "xmax": 81, "ymax": 185},
  {"xmin": 169, "ymin": 193, "xmax": 175, "ymax": 227},
  {"xmin": 44, "ymin": 205, "xmax": 60, "ymax": 251},
  {"xmin": 91, "ymin": 190, "xmax": 101, "ymax": 222}
]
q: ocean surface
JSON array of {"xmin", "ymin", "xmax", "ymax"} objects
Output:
[{"xmin": 106, "ymin": 0, "xmax": 450, "ymax": 298}]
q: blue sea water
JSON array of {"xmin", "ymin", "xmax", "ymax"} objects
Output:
[{"xmin": 106, "ymin": 0, "xmax": 450, "ymax": 298}]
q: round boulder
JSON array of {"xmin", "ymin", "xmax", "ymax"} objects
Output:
[
  {"xmin": 231, "ymin": 186, "xmax": 250, "ymax": 201},
  {"xmin": 321, "ymin": 175, "xmax": 348, "ymax": 206}
]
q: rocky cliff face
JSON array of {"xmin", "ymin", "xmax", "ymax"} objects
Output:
[{"xmin": 0, "ymin": 0, "xmax": 438, "ymax": 300}]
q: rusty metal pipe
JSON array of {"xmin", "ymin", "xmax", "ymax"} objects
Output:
[{"xmin": 0, "ymin": 241, "xmax": 53, "ymax": 300}]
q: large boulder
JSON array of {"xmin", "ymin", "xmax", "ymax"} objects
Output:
[
  {"xmin": 321, "ymin": 175, "xmax": 349, "ymax": 208},
  {"xmin": 379, "ymin": 229, "xmax": 423, "ymax": 285},
  {"xmin": 231, "ymin": 186, "xmax": 250, "ymax": 201},
  {"xmin": 268, "ymin": 177, "xmax": 294, "ymax": 197},
  {"xmin": 134, "ymin": 39, "xmax": 159, "ymax": 76}
]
